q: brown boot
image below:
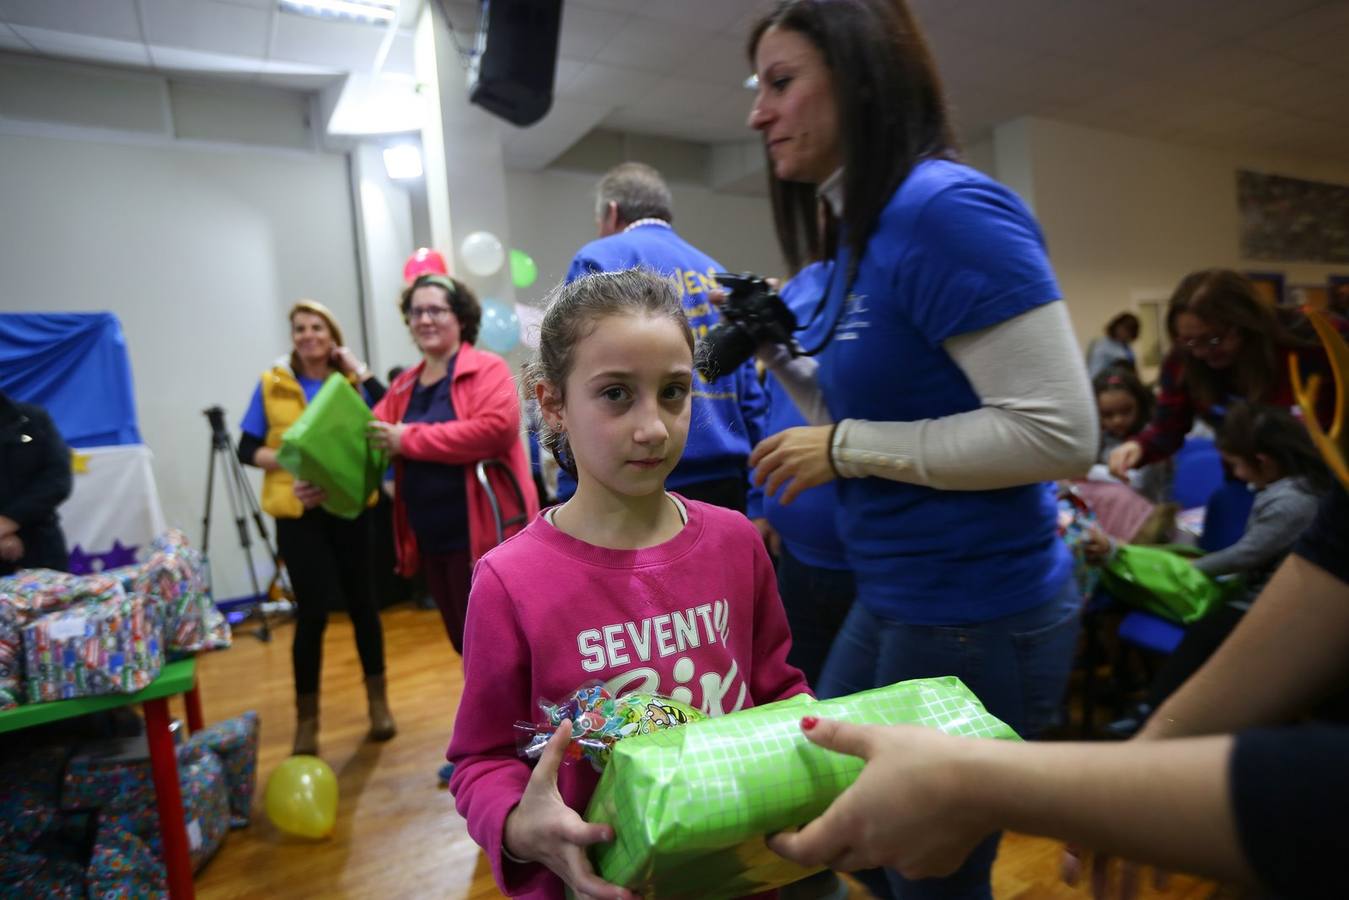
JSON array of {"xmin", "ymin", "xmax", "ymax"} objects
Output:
[
  {"xmin": 292, "ymin": 693, "xmax": 319, "ymax": 756},
  {"xmin": 365, "ymin": 674, "xmax": 397, "ymax": 742}
]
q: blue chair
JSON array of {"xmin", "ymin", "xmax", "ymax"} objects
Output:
[
  {"xmin": 1198, "ymin": 480, "xmax": 1254, "ymax": 553},
  {"xmin": 1170, "ymin": 437, "xmax": 1224, "ymax": 509},
  {"xmin": 1117, "ymin": 610, "xmax": 1185, "ymax": 655}
]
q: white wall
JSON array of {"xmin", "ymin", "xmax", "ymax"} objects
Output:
[
  {"xmin": 1007, "ymin": 117, "xmax": 1349, "ymax": 351},
  {"xmin": 0, "ymin": 130, "xmax": 360, "ymax": 601},
  {"xmin": 352, "ymin": 143, "xmax": 420, "ymax": 379}
]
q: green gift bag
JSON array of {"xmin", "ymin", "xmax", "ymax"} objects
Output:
[
  {"xmin": 276, "ymin": 374, "xmax": 386, "ymax": 520},
  {"xmin": 584, "ymin": 677, "xmax": 1019, "ymax": 899},
  {"xmin": 1099, "ymin": 543, "xmax": 1245, "ymax": 624}
]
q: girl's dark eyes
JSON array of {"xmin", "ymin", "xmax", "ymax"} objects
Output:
[
  {"xmin": 601, "ymin": 387, "xmax": 629, "ymax": 402},
  {"xmin": 662, "ymin": 384, "xmax": 690, "ymax": 401},
  {"xmin": 771, "ymin": 76, "xmax": 791, "ymax": 91}
]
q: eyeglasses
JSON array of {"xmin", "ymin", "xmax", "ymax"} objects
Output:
[{"xmin": 408, "ymin": 306, "xmax": 453, "ymax": 321}]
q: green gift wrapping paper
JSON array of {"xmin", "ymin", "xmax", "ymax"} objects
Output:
[
  {"xmin": 276, "ymin": 374, "xmax": 386, "ymax": 520},
  {"xmin": 1099, "ymin": 543, "xmax": 1245, "ymax": 624},
  {"xmin": 584, "ymin": 676, "xmax": 1019, "ymax": 898}
]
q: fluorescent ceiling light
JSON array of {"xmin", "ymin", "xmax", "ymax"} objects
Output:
[
  {"xmin": 744, "ymin": 74, "xmax": 759, "ymax": 90},
  {"xmin": 383, "ymin": 144, "xmax": 423, "ymax": 179},
  {"xmin": 278, "ymin": 0, "xmax": 397, "ymax": 25}
]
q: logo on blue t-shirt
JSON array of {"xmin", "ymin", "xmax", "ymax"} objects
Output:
[{"xmin": 837, "ymin": 292, "xmax": 871, "ymax": 342}]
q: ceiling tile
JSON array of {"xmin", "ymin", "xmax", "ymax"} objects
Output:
[
  {"xmin": 0, "ymin": 21, "xmax": 32, "ymax": 50},
  {"xmin": 557, "ymin": 3, "xmax": 628, "ymax": 63},
  {"xmin": 0, "ymin": 0, "xmax": 141, "ymax": 41},
  {"xmin": 557, "ymin": 61, "xmax": 660, "ymax": 107},
  {"xmin": 10, "ymin": 24, "xmax": 151, "ymax": 66},
  {"xmin": 626, "ymin": 0, "xmax": 748, "ymax": 34},
  {"xmin": 623, "ymin": 78, "xmax": 734, "ymax": 120},
  {"xmin": 270, "ymin": 9, "xmax": 385, "ymax": 68},
  {"xmin": 1195, "ymin": 0, "xmax": 1328, "ymax": 41},
  {"xmin": 593, "ymin": 17, "xmax": 706, "ymax": 73},
  {"xmin": 140, "ymin": 0, "xmax": 269, "ymax": 58},
  {"xmin": 680, "ymin": 34, "xmax": 753, "ymax": 88}
]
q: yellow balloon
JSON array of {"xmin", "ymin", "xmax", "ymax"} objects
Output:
[{"xmin": 265, "ymin": 755, "xmax": 338, "ymax": 838}]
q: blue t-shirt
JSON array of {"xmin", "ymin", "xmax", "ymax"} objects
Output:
[
  {"xmin": 813, "ymin": 159, "xmax": 1071, "ymax": 624},
  {"xmin": 401, "ymin": 364, "xmax": 469, "ymax": 553},
  {"xmin": 556, "ymin": 223, "xmax": 769, "ymax": 509},
  {"xmin": 761, "ymin": 261, "xmax": 848, "ymax": 570}
]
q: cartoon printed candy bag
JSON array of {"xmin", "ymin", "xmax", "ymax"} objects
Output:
[{"xmin": 516, "ymin": 682, "xmax": 705, "ymax": 772}]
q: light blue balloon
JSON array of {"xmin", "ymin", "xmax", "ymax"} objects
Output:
[{"xmin": 479, "ymin": 298, "xmax": 520, "ymax": 353}]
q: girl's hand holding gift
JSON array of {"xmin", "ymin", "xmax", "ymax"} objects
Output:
[{"xmin": 503, "ymin": 720, "xmax": 638, "ymax": 900}]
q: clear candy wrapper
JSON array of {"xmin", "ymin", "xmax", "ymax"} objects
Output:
[{"xmin": 515, "ymin": 682, "xmax": 705, "ymax": 772}]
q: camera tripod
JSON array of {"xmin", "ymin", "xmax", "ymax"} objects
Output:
[{"xmin": 201, "ymin": 406, "xmax": 291, "ymax": 642}]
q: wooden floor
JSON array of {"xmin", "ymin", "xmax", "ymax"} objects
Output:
[{"xmin": 190, "ymin": 605, "xmax": 1219, "ymax": 899}]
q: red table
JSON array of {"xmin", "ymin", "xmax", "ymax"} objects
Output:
[{"xmin": 0, "ymin": 658, "xmax": 203, "ymax": 899}]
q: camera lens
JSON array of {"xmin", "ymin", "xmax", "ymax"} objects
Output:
[{"xmin": 697, "ymin": 322, "xmax": 756, "ymax": 382}]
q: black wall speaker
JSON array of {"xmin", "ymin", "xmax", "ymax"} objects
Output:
[{"xmin": 467, "ymin": 0, "xmax": 563, "ymax": 127}]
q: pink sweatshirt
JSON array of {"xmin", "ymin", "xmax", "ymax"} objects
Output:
[{"xmin": 447, "ymin": 497, "xmax": 810, "ymax": 899}]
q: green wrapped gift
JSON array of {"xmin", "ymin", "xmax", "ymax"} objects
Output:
[
  {"xmin": 585, "ymin": 677, "xmax": 1019, "ymax": 899},
  {"xmin": 276, "ymin": 374, "xmax": 386, "ymax": 520},
  {"xmin": 1099, "ymin": 543, "xmax": 1245, "ymax": 624}
]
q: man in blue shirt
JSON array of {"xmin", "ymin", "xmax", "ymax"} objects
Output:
[{"xmin": 558, "ymin": 162, "xmax": 768, "ymax": 516}]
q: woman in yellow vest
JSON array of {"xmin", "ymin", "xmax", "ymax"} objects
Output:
[{"xmin": 237, "ymin": 300, "xmax": 394, "ymax": 756}]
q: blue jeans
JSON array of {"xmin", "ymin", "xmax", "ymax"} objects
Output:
[
  {"xmin": 818, "ymin": 579, "xmax": 1082, "ymax": 900},
  {"xmin": 776, "ymin": 545, "xmax": 856, "ymax": 690}
]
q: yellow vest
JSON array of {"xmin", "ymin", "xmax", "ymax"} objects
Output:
[{"xmin": 260, "ymin": 366, "xmax": 307, "ymax": 519}]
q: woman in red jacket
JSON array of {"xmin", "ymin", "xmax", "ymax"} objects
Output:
[{"xmin": 370, "ymin": 274, "xmax": 538, "ymax": 655}]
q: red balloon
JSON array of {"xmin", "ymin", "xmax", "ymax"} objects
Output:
[{"xmin": 403, "ymin": 248, "xmax": 448, "ymax": 283}]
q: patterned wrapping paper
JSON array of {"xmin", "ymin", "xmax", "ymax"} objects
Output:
[
  {"xmin": 0, "ymin": 745, "xmax": 72, "ymax": 850},
  {"xmin": 106, "ymin": 529, "xmax": 231, "ymax": 658},
  {"xmin": 184, "ymin": 711, "xmax": 259, "ymax": 828},
  {"xmin": 0, "ymin": 853, "xmax": 86, "ymax": 899},
  {"xmin": 64, "ymin": 743, "xmax": 231, "ymax": 873},
  {"xmin": 0, "ymin": 603, "xmax": 22, "ymax": 710},
  {"xmin": 84, "ymin": 818, "xmax": 167, "ymax": 899},
  {"xmin": 586, "ymin": 677, "xmax": 1021, "ymax": 899},
  {"xmin": 0, "ymin": 570, "xmax": 124, "ymax": 710},
  {"xmin": 22, "ymin": 589, "xmax": 163, "ymax": 703}
]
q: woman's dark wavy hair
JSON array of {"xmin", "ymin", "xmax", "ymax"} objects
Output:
[
  {"xmin": 1216, "ymin": 401, "xmax": 1334, "ymax": 494},
  {"xmin": 1165, "ymin": 268, "xmax": 1314, "ymax": 411},
  {"xmin": 747, "ymin": 0, "xmax": 958, "ymax": 275},
  {"xmin": 400, "ymin": 274, "xmax": 481, "ymax": 345}
]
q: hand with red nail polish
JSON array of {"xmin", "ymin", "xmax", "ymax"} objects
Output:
[{"xmin": 768, "ymin": 719, "xmax": 990, "ymax": 879}]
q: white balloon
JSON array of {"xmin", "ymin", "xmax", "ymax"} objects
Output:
[{"xmin": 460, "ymin": 231, "xmax": 505, "ymax": 277}]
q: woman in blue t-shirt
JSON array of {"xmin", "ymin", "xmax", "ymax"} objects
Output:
[
  {"xmin": 745, "ymin": 3, "xmax": 1096, "ymax": 897},
  {"xmin": 238, "ymin": 300, "xmax": 394, "ymax": 757}
]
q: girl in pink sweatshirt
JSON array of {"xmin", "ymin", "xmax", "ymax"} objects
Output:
[{"xmin": 447, "ymin": 268, "xmax": 809, "ymax": 899}]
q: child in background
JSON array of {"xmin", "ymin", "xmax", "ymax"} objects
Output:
[
  {"xmin": 1098, "ymin": 401, "xmax": 1331, "ymax": 736},
  {"xmin": 447, "ymin": 269, "xmax": 809, "ymax": 900},
  {"xmin": 1088, "ymin": 366, "xmax": 1171, "ymax": 502}
]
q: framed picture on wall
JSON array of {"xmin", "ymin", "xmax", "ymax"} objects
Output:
[
  {"xmin": 1245, "ymin": 271, "xmax": 1285, "ymax": 307},
  {"xmin": 1330, "ymin": 275, "xmax": 1349, "ymax": 315}
]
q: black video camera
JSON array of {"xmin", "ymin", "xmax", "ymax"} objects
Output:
[{"xmin": 697, "ymin": 273, "xmax": 798, "ymax": 381}]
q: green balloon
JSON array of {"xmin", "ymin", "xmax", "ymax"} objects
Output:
[{"xmin": 509, "ymin": 248, "xmax": 538, "ymax": 289}]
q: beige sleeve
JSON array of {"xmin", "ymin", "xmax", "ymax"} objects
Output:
[{"xmin": 830, "ymin": 300, "xmax": 1098, "ymax": 490}]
